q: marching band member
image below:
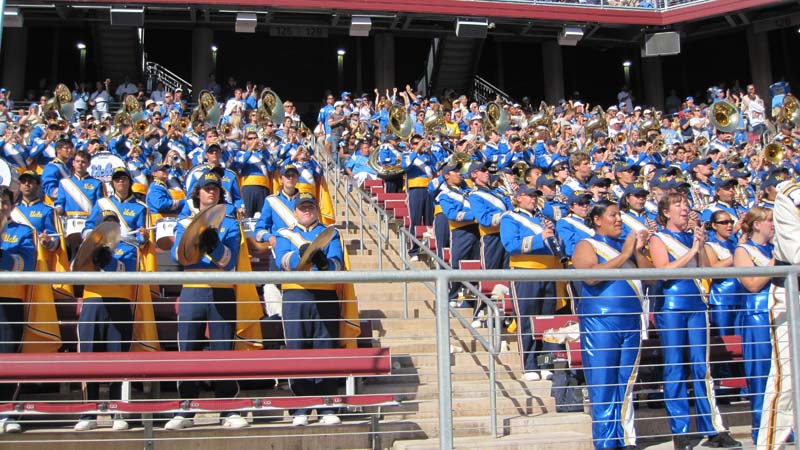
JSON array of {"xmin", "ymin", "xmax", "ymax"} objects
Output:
[
  {"xmin": 757, "ymin": 175, "xmax": 782, "ymax": 209},
  {"xmin": 83, "ymin": 168, "xmax": 149, "ymax": 248},
  {"xmin": 235, "ymin": 128, "xmax": 274, "ymax": 217},
  {"xmin": 41, "ymin": 139, "xmax": 75, "ymax": 204},
  {"xmin": 469, "ymin": 160, "xmax": 511, "ymax": 271},
  {"xmin": 536, "ymin": 174, "xmax": 567, "ymax": 222},
  {"xmin": 734, "ymin": 207, "xmax": 775, "ymax": 445},
  {"xmin": 146, "ymin": 162, "xmax": 186, "ymax": 219},
  {"xmin": 619, "ymin": 182, "xmax": 655, "ymax": 240},
  {"xmin": 254, "ymin": 165, "xmax": 300, "ymax": 271},
  {"xmin": 688, "ymin": 157, "xmax": 715, "ymax": 209},
  {"xmin": 54, "ymin": 150, "xmax": 104, "ymax": 218},
  {"xmin": 273, "ymin": 192, "xmax": 345, "ymax": 426},
  {"xmin": 757, "ymin": 180, "xmax": 800, "ymax": 448},
  {"xmin": 0, "ymin": 186, "xmax": 39, "ymax": 434},
  {"xmin": 344, "ymin": 140, "xmax": 379, "ymax": 187},
  {"xmin": 15, "ymin": 171, "xmax": 60, "ymax": 254},
  {"xmin": 402, "ymin": 135, "xmax": 436, "ymax": 261},
  {"xmin": 500, "ymin": 184, "xmax": 560, "ymax": 381},
  {"xmin": 437, "ymin": 163, "xmax": 480, "ymax": 304},
  {"xmin": 649, "ymin": 193, "xmax": 740, "ymax": 450},
  {"xmin": 561, "ymin": 151, "xmax": 592, "ymax": 198},
  {"xmin": 378, "ymin": 134, "xmax": 403, "ymax": 194},
  {"xmin": 555, "ymin": 190, "xmax": 596, "ymax": 259},
  {"xmin": 701, "ymin": 177, "xmax": 747, "ymax": 231},
  {"xmin": 703, "ymin": 210, "xmax": 741, "ymax": 336},
  {"xmin": 186, "ymin": 144, "xmax": 244, "ymax": 215},
  {"xmin": 166, "ymin": 171, "xmax": 250, "ymax": 431},
  {"xmin": 572, "ymin": 200, "xmax": 653, "ymax": 450},
  {"xmin": 428, "ymin": 173, "xmax": 451, "ymax": 262}
]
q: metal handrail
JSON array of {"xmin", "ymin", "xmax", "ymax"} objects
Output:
[
  {"xmin": 473, "ymin": 75, "xmax": 513, "ymax": 105},
  {"xmin": 145, "ymin": 61, "xmax": 193, "ymax": 95}
]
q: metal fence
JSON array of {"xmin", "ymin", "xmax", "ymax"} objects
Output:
[{"xmin": 0, "ymin": 266, "xmax": 799, "ymax": 449}]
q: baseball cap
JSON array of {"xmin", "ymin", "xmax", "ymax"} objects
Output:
[
  {"xmin": 384, "ymin": 134, "xmax": 398, "ymax": 141},
  {"xmin": 19, "ymin": 170, "xmax": 40, "ymax": 183},
  {"xmin": 714, "ymin": 177, "xmax": 737, "ymax": 189},
  {"xmin": 195, "ymin": 171, "xmax": 222, "ymax": 189},
  {"xmin": 280, "ymin": 164, "xmax": 300, "ymax": 176},
  {"xmin": 624, "ymin": 183, "xmax": 648, "ymax": 196},
  {"xmin": 514, "ymin": 184, "xmax": 542, "ymax": 197},
  {"xmin": 589, "ymin": 176, "xmax": 612, "ymax": 187},
  {"xmin": 535, "ymin": 175, "xmax": 560, "ymax": 189},
  {"xmin": 334, "ymin": 101, "xmax": 344, "ymax": 107},
  {"xmin": 468, "ymin": 161, "xmax": 491, "ymax": 175},
  {"xmin": 688, "ymin": 157, "xmax": 712, "ymax": 170},
  {"xmin": 111, "ymin": 167, "xmax": 132, "ymax": 181},
  {"xmin": 441, "ymin": 163, "xmax": 461, "ymax": 175},
  {"xmin": 592, "ymin": 131, "xmax": 608, "ymax": 140},
  {"xmin": 341, "ymin": 91, "xmax": 351, "ymax": 99},
  {"xmin": 568, "ymin": 190, "xmax": 593, "ymax": 205},
  {"xmin": 295, "ymin": 192, "xmax": 318, "ymax": 207},
  {"xmin": 614, "ymin": 162, "xmax": 634, "ymax": 174}
]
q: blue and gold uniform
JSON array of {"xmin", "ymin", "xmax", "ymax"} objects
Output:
[
  {"xmin": 556, "ymin": 192, "xmax": 596, "ymax": 259},
  {"xmin": 428, "ymin": 175, "xmax": 450, "ymax": 261},
  {"xmin": 13, "ymin": 199, "xmax": 59, "ymax": 252},
  {"xmin": 469, "ymin": 181, "xmax": 511, "ymax": 271},
  {"xmin": 403, "ymin": 147, "xmax": 436, "ymax": 258},
  {"xmin": 500, "ymin": 191, "xmax": 561, "ymax": 375},
  {"xmin": 55, "ymin": 173, "xmax": 104, "ymax": 216},
  {"xmin": 378, "ymin": 139, "xmax": 402, "ymax": 194},
  {"xmin": 273, "ymin": 192, "xmax": 344, "ymax": 419},
  {"xmin": 737, "ymin": 240, "xmax": 773, "ymax": 443},
  {"xmin": 652, "ymin": 229, "xmax": 727, "ymax": 438},
  {"xmin": 146, "ymin": 179, "xmax": 185, "ymax": 219},
  {"xmin": 40, "ymin": 158, "xmax": 71, "ymax": 203},
  {"xmin": 579, "ymin": 235, "xmax": 643, "ymax": 450},
  {"xmin": 234, "ymin": 145, "xmax": 275, "ymax": 217},
  {"xmin": 437, "ymin": 168, "xmax": 480, "ymax": 301},
  {"xmin": 254, "ymin": 190, "xmax": 298, "ymax": 246},
  {"xmin": 186, "ymin": 165, "xmax": 244, "ymax": 212},
  {"xmin": 83, "ymin": 192, "xmax": 149, "ymax": 247}
]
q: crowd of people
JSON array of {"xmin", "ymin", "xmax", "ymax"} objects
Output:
[{"xmin": 0, "ymin": 75, "xmax": 798, "ymax": 450}]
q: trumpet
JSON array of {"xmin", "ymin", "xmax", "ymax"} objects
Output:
[
  {"xmin": 734, "ymin": 184, "xmax": 750, "ymax": 207},
  {"xmin": 782, "ymin": 135, "xmax": 793, "ymax": 146},
  {"xmin": 97, "ymin": 123, "xmax": 111, "ymax": 137},
  {"xmin": 220, "ymin": 122, "xmax": 234, "ymax": 136},
  {"xmin": 615, "ymin": 131, "xmax": 627, "ymax": 145},
  {"xmin": 177, "ymin": 117, "xmax": 190, "ymax": 132}
]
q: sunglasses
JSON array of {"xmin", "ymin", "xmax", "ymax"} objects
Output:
[
  {"xmin": 246, "ymin": 136, "xmax": 258, "ymax": 140},
  {"xmin": 714, "ymin": 220, "xmax": 735, "ymax": 225}
]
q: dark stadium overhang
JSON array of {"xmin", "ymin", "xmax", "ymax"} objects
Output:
[{"xmin": 8, "ymin": 0, "xmax": 799, "ymax": 47}]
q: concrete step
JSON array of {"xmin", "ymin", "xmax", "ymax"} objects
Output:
[
  {"xmin": 393, "ymin": 431, "xmax": 594, "ymax": 450},
  {"xmin": 360, "ymin": 379, "xmax": 555, "ymax": 401}
]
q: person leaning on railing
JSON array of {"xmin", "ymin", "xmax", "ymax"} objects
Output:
[
  {"xmin": 572, "ymin": 199, "xmax": 653, "ymax": 450},
  {"xmin": 734, "ymin": 207, "xmax": 775, "ymax": 445},
  {"xmin": 649, "ymin": 193, "xmax": 740, "ymax": 450}
]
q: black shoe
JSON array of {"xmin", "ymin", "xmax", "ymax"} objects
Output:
[
  {"xmin": 673, "ymin": 434, "xmax": 694, "ymax": 450},
  {"xmin": 702, "ymin": 432, "xmax": 742, "ymax": 448}
]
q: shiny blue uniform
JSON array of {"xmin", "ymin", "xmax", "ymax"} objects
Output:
[
  {"xmin": 652, "ymin": 230, "xmax": 727, "ymax": 437},
  {"xmin": 579, "ymin": 235, "xmax": 643, "ymax": 450},
  {"xmin": 40, "ymin": 159, "xmax": 71, "ymax": 202},
  {"xmin": 186, "ymin": 166, "xmax": 244, "ymax": 211},
  {"xmin": 403, "ymin": 150, "xmax": 436, "ymax": 257},
  {"xmin": 14, "ymin": 200, "xmax": 59, "ymax": 251},
  {"xmin": 705, "ymin": 239, "xmax": 742, "ymax": 336},
  {"xmin": 437, "ymin": 184, "xmax": 480, "ymax": 301},
  {"xmin": 274, "ymin": 222, "xmax": 343, "ymax": 417},
  {"xmin": 469, "ymin": 185, "xmax": 511, "ymax": 271},
  {"xmin": 428, "ymin": 176, "xmax": 450, "ymax": 261},
  {"xmin": 556, "ymin": 214, "xmax": 595, "ymax": 259},
  {"xmin": 737, "ymin": 241, "xmax": 774, "ymax": 444}
]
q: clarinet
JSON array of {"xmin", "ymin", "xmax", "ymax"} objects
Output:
[{"xmin": 534, "ymin": 209, "xmax": 569, "ymax": 265}]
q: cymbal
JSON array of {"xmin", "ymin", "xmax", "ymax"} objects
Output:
[
  {"xmin": 176, "ymin": 204, "xmax": 226, "ymax": 266},
  {"xmin": 296, "ymin": 226, "xmax": 335, "ymax": 271},
  {"xmin": 72, "ymin": 222, "xmax": 121, "ymax": 272}
]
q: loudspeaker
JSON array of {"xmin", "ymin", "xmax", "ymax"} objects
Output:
[
  {"xmin": 455, "ymin": 18, "xmax": 488, "ymax": 39},
  {"xmin": 3, "ymin": 8, "xmax": 23, "ymax": 28},
  {"xmin": 643, "ymin": 32, "xmax": 680, "ymax": 57},
  {"xmin": 350, "ymin": 16, "xmax": 372, "ymax": 37},
  {"xmin": 558, "ymin": 26, "xmax": 583, "ymax": 46},
  {"xmin": 235, "ymin": 13, "xmax": 258, "ymax": 33},
  {"xmin": 110, "ymin": 8, "xmax": 144, "ymax": 27}
]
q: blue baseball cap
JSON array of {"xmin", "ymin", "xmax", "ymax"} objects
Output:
[
  {"xmin": 614, "ymin": 162, "xmax": 634, "ymax": 174},
  {"xmin": 592, "ymin": 131, "xmax": 608, "ymax": 140},
  {"xmin": 280, "ymin": 164, "xmax": 300, "ymax": 176},
  {"xmin": 535, "ymin": 175, "xmax": 560, "ymax": 189},
  {"xmin": 441, "ymin": 163, "xmax": 461, "ymax": 175},
  {"xmin": 624, "ymin": 183, "xmax": 648, "ymax": 196},
  {"xmin": 429, "ymin": 97, "xmax": 439, "ymax": 103},
  {"xmin": 384, "ymin": 134, "xmax": 398, "ymax": 141},
  {"xmin": 514, "ymin": 184, "xmax": 542, "ymax": 197},
  {"xmin": 341, "ymin": 91, "xmax": 351, "ymax": 99},
  {"xmin": 568, "ymin": 190, "xmax": 593, "ymax": 205},
  {"xmin": 688, "ymin": 157, "xmax": 712, "ymax": 170},
  {"xmin": 111, "ymin": 167, "xmax": 132, "ymax": 181},
  {"xmin": 714, "ymin": 177, "xmax": 737, "ymax": 189},
  {"xmin": 589, "ymin": 176, "xmax": 612, "ymax": 188},
  {"xmin": 295, "ymin": 191, "xmax": 318, "ymax": 207},
  {"xmin": 195, "ymin": 171, "xmax": 222, "ymax": 188}
]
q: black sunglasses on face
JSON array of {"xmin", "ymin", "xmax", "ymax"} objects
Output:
[{"xmin": 714, "ymin": 220, "xmax": 735, "ymax": 225}]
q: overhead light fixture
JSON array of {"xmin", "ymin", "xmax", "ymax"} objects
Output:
[
  {"xmin": 110, "ymin": 7, "xmax": 144, "ymax": 27},
  {"xmin": 77, "ymin": 42, "xmax": 86, "ymax": 50},
  {"xmin": 350, "ymin": 16, "xmax": 372, "ymax": 37},
  {"xmin": 622, "ymin": 60, "xmax": 632, "ymax": 67},
  {"xmin": 235, "ymin": 12, "xmax": 257, "ymax": 33},
  {"xmin": 211, "ymin": 45, "xmax": 218, "ymax": 52},
  {"xmin": 337, "ymin": 49, "xmax": 346, "ymax": 56},
  {"xmin": 558, "ymin": 26, "xmax": 583, "ymax": 46},
  {"xmin": 3, "ymin": 7, "xmax": 24, "ymax": 28},
  {"xmin": 455, "ymin": 17, "xmax": 488, "ymax": 38}
]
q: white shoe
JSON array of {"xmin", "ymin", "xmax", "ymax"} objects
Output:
[
  {"xmin": 112, "ymin": 419, "xmax": 129, "ymax": 431},
  {"xmin": 292, "ymin": 415, "xmax": 309, "ymax": 426},
  {"xmin": 222, "ymin": 414, "xmax": 249, "ymax": 429},
  {"xmin": 409, "ymin": 255, "xmax": 419, "ymax": 262},
  {"xmin": 319, "ymin": 414, "xmax": 341, "ymax": 425},
  {"xmin": 523, "ymin": 372, "xmax": 541, "ymax": 381},
  {"xmin": 449, "ymin": 301, "xmax": 458, "ymax": 307},
  {"xmin": 74, "ymin": 419, "xmax": 97, "ymax": 431},
  {"xmin": 164, "ymin": 416, "xmax": 193, "ymax": 430},
  {"xmin": 471, "ymin": 319, "xmax": 483, "ymax": 328},
  {"xmin": 540, "ymin": 370, "xmax": 554, "ymax": 381},
  {"xmin": 0, "ymin": 419, "xmax": 20, "ymax": 433}
]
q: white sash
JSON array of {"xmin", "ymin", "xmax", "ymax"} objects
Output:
[
  {"xmin": 300, "ymin": 167, "xmax": 316, "ymax": 187},
  {"xmin": 584, "ymin": 238, "xmax": 648, "ymax": 338},
  {"xmin": 97, "ymin": 197, "xmax": 132, "ymax": 235},
  {"xmin": 620, "ymin": 212, "xmax": 648, "ymax": 234},
  {"xmin": 60, "ymin": 178, "xmax": 94, "ymax": 213},
  {"xmin": 4, "ymin": 143, "xmax": 27, "ymax": 169},
  {"xmin": 471, "ymin": 190, "xmax": 507, "ymax": 212},
  {"xmin": 508, "ymin": 211, "xmax": 543, "ymax": 235},
  {"xmin": 562, "ymin": 216, "xmax": 596, "ymax": 237},
  {"xmin": 740, "ymin": 244, "xmax": 771, "ymax": 267},
  {"xmin": 11, "ymin": 208, "xmax": 32, "ymax": 230},
  {"xmin": 706, "ymin": 241, "xmax": 731, "ymax": 260},
  {"xmin": 53, "ymin": 161, "xmax": 70, "ymax": 179},
  {"xmin": 655, "ymin": 231, "xmax": 707, "ymax": 295},
  {"xmin": 267, "ymin": 195, "xmax": 298, "ymax": 229}
]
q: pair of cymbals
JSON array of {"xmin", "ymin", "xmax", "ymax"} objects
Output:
[
  {"xmin": 176, "ymin": 204, "xmax": 226, "ymax": 266},
  {"xmin": 296, "ymin": 226, "xmax": 335, "ymax": 271},
  {"xmin": 72, "ymin": 222, "xmax": 121, "ymax": 272}
]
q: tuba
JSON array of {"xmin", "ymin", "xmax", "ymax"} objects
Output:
[
  {"xmin": 257, "ymin": 88, "xmax": 285, "ymax": 126},
  {"xmin": 190, "ymin": 90, "xmax": 221, "ymax": 127},
  {"xmin": 423, "ymin": 109, "xmax": 445, "ymax": 138},
  {"xmin": 779, "ymin": 94, "xmax": 800, "ymax": 126},
  {"xmin": 366, "ymin": 145, "xmax": 405, "ymax": 179},
  {"xmin": 53, "ymin": 83, "xmax": 75, "ymax": 120},
  {"xmin": 387, "ymin": 105, "xmax": 414, "ymax": 140},
  {"xmin": 452, "ymin": 151, "xmax": 473, "ymax": 174},
  {"xmin": 528, "ymin": 101, "xmax": 552, "ymax": 128},
  {"xmin": 762, "ymin": 142, "xmax": 785, "ymax": 165},
  {"xmin": 483, "ymin": 102, "xmax": 510, "ymax": 135},
  {"xmin": 709, "ymin": 100, "xmax": 740, "ymax": 134},
  {"xmin": 582, "ymin": 106, "xmax": 607, "ymax": 151}
]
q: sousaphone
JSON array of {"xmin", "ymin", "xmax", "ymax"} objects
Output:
[
  {"xmin": 71, "ymin": 222, "xmax": 122, "ymax": 272},
  {"xmin": 176, "ymin": 204, "xmax": 226, "ymax": 266}
]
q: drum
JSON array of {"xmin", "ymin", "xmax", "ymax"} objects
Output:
[
  {"xmin": 242, "ymin": 218, "xmax": 270, "ymax": 257},
  {"xmin": 155, "ymin": 217, "xmax": 179, "ymax": 251},
  {"xmin": 63, "ymin": 214, "xmax": 88, "ymax": 245},
  {"xmin": 89, "ymin": 152, "xmax": 126, "ymax": 193}
]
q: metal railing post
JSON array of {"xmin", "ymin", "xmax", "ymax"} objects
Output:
[
  {"xmin": 784, "ymin": 271, "xmax": 800, "ymax": 439},
  {"xmin": 488, "ymin": 307, "xmax": 497, "ymax": 438},
  {"xmin": 400, "ymin": 231, "xmax": 409, "ymax": 319},
  {"xmin": 436, "ymin": 273, "xmax": 454, "ymax": 450},
  {"xmin": 358, "ymin": 192, "xmax": 365, "ymax": 255},
  {"xmin": 376, "ymin": 211, "xmax": 383, "ymax": 270}
]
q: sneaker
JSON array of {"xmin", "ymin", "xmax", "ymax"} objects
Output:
[
  {"xmin": 222, "ymin": 414, "xmax": 249, "ymax": 429},
  {"xmin": 448, "ymin": 301, "xmax": 458, "ymax": 307},
  {"xmin": 292, "ymin": 415, "xmax": 309, "ymax": 426},
  {"xmin": 540, "ymin": 369, "xmax": 554, "ymax": 380},
  {"xmin": 673, "ymin": 434, "xmax": 693, "ymax": 450},
  {"xmin": 112, "ymin": 419, "xmax": 129, "ymax": 431},
  {"xmin": 164, "ymin": 416, "xmax": 193, "ymax": 430},
  {"xmin": 319, "ymin": 414, "xmax": 341, "ymax": 425},
  {"xmin": 74, "ymin": 420, "xmax": 97, "ymax": 431},
  {"xmin": 0, "ymin": 419, "xmax": 20, "ymax": 433},
  {"xmin": 409, "ymin": 255, "xmax": 419, "ymax": 262},
  {"xmin": 523, "ymin": 372, "xmax": 541, "ymax": 381},
  {"xmin": 703, "ymin": 432, "xmax": 741, "ymax": 448},
  {"xmin": 471, "ymin": 319, "xmax": 483, "ymax": 328}
]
